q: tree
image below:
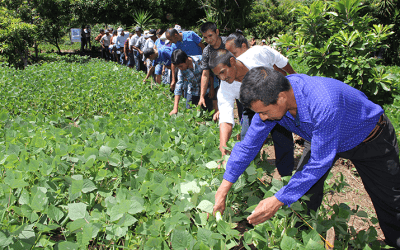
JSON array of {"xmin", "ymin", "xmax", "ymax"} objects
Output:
[
  {"xmin": 247, "ymin": 0, "xmax": 300, "ymax": 39},
  {"xmin": 277, "ymin": 0, "xmax": 395, "ymax": 105},
  {"xmin": 0, "ymin": 7, "xmax": 36, "ymax": 68},
  {"xmin": 198, "ymin": 0, "xmax": 255, "ymax": 34},
  {"xmin": 32, "ymin": 0, "xmax": 72, "ymax": 53}
]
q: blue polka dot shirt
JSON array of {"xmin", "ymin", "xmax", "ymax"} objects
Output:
[{"xmin": 224, "ymin": 74, "xmax": 384, "ymax": 206}]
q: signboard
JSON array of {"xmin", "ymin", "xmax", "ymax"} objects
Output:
[{"xmin": 71, "ymin": 28, "xmax": 81, "ymax": 43}]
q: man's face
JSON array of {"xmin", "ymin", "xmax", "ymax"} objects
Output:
[
  {"xmin": 166, "ymin": 33, "xmax": 179, "ymax": 44},
  {"xmin": 212, "ymin": 62, "xmax": 236, "ymax": 84},
  {"xmin": 251, "ymin": 100, "xmax": 286, "ymax": 121},
  {"xmin": 225, "ymin": 40, "xmax": 247, "ymax": 58},
  {"xmin": 176, "ymin": 62, "xmax": 188, "ymax": 71},
  {"xmin": 202, "ymin": 29, "xmax": 219, "ymax": 47},
  {"xmin": 121, "ymin": 31, "xmax": 125, "ymax": 36},
  {"xmin": 136, "ymin": 31, "xmax": 141, "ymax": 36}
]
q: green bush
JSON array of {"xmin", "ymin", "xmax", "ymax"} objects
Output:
[
  {"xmin": 0, "ymin": 7, "xmax": 36, "ymax": 69},
  {"xmin": 277, "ymin": 0, "xmax": 397, "ymax": 105}
]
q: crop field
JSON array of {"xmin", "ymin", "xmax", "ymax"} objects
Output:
[{"xmin": 0, "ymin": 58, "xmax": 392, "ymax": 249}]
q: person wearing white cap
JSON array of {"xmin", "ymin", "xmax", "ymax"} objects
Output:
[
  {"xmin": 100, "ymin": 29, "xmax": 112, "ymax": 60},
  {"xmin": 131, "ymin": 27, "xmax": 147, "ymax": 72},
  {"xmin": 143, "ymin": 29, "xmax": 158, "ymax": 76},
  {"xmin": 261, "ymin": 39, "xmax": 266, "ymax": 46},
  {"xmin": 116, "ymin": 28, "xmax": 130, "ymax": 64},
  {"xmin": 130, "ymin": 27, "xmax": 143, "ymax": 71}
]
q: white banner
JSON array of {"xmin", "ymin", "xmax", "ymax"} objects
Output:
[{"xmin": 71, "ymin": 28, "xmax": 81, "ymax": 43}]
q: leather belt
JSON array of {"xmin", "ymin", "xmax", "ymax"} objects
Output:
[{"xmin": 363, "ymin": 114, "xmax": 386, "ymax": 143}]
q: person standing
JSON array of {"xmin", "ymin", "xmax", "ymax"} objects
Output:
[
  {"xmin": 84, "ymin": 25, "xmax": 91, "ymax": 50},
  {"xmin": 80, "ymin": 25, "xmax": 86, "ymax": 52},
  {"xmin": 100, "ymin": 29, "xmax": 112, "ymax": 60},
  {"xmin": 198, "ymin": 22, "xmax": 226, "ymax": 120}
]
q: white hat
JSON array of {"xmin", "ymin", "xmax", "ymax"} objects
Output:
[
  {"xmin": 174, "ymin": 24, "xmax": 181, "ymax": 32},
  {"xmin": 117, "ymin": 27, "xmax": 123, "ymax": 35},
  {"xmin": 262, "ymin": 39, "xmax": 266, "ymax": 43},
  {"xmin": 160, "ymin": 33, "xmax": 170, "ymax": 44}
]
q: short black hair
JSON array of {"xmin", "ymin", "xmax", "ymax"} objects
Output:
[
  {"xmin": 99, "ymin": 29, "xmax": 104, "ymax": 33},
  {"xmin": 226, "ymin": 32, "xmax": 249, "ymax": 49},
  {"xmin": 209, "ymin": 49, "xmax": 234, "ymax": 70},
  {"xmin": 143, "ymin": 48, "xmax": 156, "ymax": 59},
  {"xmin": 166, "ymin": 28, "xmax": 179, "ymax": 37},
  {"xmin": 240, "ymin": 67, "xmax": 291, "ymax": 109},
  {"xmin": 156, "ymin": 28, "xmax": 165, "ymax": 36},
  {"xmin": 200, "ymin": 22, "xmax": 217, "ymax": 33},
  {"xmin": 171, "ymin": 49, "xmax": 188, "ymax": 65}
]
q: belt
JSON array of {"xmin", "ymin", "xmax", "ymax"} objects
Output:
[{"xmin": 362, "ymin": 114, "xmax": 386, "ymax": 143}]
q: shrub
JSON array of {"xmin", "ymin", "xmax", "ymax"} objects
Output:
[
  {"xmin": 0, "ymin": 7, "xmax": 36, "ymax": 69},
  {"xmin": 277, "ymin": 0, "xmax": 396, "ymax": 105}
]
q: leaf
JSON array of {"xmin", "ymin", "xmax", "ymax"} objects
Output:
[
  {"xmin": 98, "ymin": 145, "xmax": 111, "ymax": 160},
  {"xmin": 48, "ymin": 205, "xmax": 64, "ymax": 222},
  {"xmin": 31, "ymin": 189, "xmax": 48, "ymax": 212},
  {"xmin": 171, "ymin": 229, "xmax": 192, "ymax": 250},
  {"xmin": 68, "ymin": 203, "xmax": 87, "ymax": 220},
  {"xmin": 180, "ymin": 180, "xmax": 200, "ymax": 194},
  {"xmin": 205, "ymin": 161, "xmax": 218, "ymax": 169},
  {"xmin": 82, "ymin": 179, "xmax": 97, "ymax": 193},
  {"xmin": 58, "ymin": 241, "xmax": 79, "ymax": 250},
  {"xmin": 0, "ymin": 110, "xmax": 9, "ymax": 122},
  {"xmin": 280, "ymin": 235, "xmax": 296, "ymax": 250},
  {"xmin": 197, "ymin": 200, "xmax": 214, "ymax": 213}
]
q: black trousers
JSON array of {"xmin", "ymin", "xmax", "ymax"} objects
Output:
[
  {"xmin": 297, "ymin": 114, "xmax": 400, "ymax": 248},
  {"xmin": 101, "ymin": 47, "xmax": 110, "ymax": 60},
  {"xmin": 191, "ymin": 95, "xmax": 213, "ymax": 113}
]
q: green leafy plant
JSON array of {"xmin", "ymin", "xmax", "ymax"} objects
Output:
[{"xmin": 277, "ymin": 0, "xmax": 395, "ymax": 105}]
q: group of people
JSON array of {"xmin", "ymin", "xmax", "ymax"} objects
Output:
[{"xmin": 93, "ymin": 22, "xmax": 399, "ymax": 248}]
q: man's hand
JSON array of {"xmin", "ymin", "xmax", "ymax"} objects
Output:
[
  {"xmin": 169, "ymin": 109, "xmax": 178, "ymax": 116},
  {"xmin": 208, "ymin": 87, "xmax": 215, "ymax": 99},
  {"xmin": 170, "ymin": 82, "xmax": 176, "ymax": 91},
  {"xmin": 247, "ymin": 196, "xmax": 284, "ymax": 225},
  {"xmin": 125, "ymin": 55, "xmax": 128, "ymax": 60},
  {"xmin": 213, "ymin": 110, "xmax": 220, "ymax": 122},
  {"xmin": 198, "ymin": 96, "xmax": 206, "ymax": 108},
  {"xmin": 213, "ymin": 179, "xmax": 233, "ymax": 216}
]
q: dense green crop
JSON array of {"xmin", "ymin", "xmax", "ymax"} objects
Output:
[{"xmin": 0, "ymin": 59, "xmax": 385, "ymax": 249}]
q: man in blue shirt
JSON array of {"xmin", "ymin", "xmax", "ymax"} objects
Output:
[
  {"xmin": 165, "ymin": 28, "xmax": 205, "ymax": 94},
  {"xmin": 213, "ymin": 67, "xmax": 400, "ymax": 248},
  {"xmin": 142, "ymin": 46, "xmax": 173, "ymax": 83}
]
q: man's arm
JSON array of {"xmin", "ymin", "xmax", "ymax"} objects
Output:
[
  {"xmin": 281, "ymin": 62, "xmax": 297, "ymax": 74},
  {"xmin": 198, "ymin": 69, "xmax": 210, "ymax": 107},
  {"xmin": 169, "ymin": 95, "xmax": 181, "ymax": 115},
  {"xmin": 273, "ymin": 65, "xmax": 287, "ymax": 76},
  {"xmin": 219, "ymin": 122, "xmax": 233, "ymax": 156},
  {"xmin": 198, "ymin": 42, "xmax": 205, "ymax": 52},
  {"xmin": 170, "ymin": 63, "xmax": 176, "ymax": 91},
  {"xmin": 143, "ymin": 66, "xmax": 155, "ymax": 82},
  {"xmin": 170, "ymin": 71, "xmax": 185, "ymax": 114}
]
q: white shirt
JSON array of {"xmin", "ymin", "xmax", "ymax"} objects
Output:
[
  {"xmin": 116, "ymin": 33, "xmax": 129, "ymax": 48},
  {"xmin": 100, "ymin": 34, "xmax": 112, "ymax": 47},
  {"xmin": 143, "ymin": 38, "xmax": 156, "ymax": 60},
  {"xmin": 217, "ymin": 45, "xmax": 289, "ymax": 126}
]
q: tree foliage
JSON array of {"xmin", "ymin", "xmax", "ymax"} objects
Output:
[
  {"xmin": 247, "ymin": 0, "xmax": 300, "ymax": 39},
  {"xmin": 198, "ymin": 0, "xmax": 255, "ymax": 34},
  {"xmin": 32, "ymin": 0, "xmax": 72, "ymax": 53},
  {"xmin": 277, "ymin": 0, "xmax": 395, "ymax": 105},
  {"xmin": 0, "ymin": 7, "xmax": 36, "ymax": 68}
]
